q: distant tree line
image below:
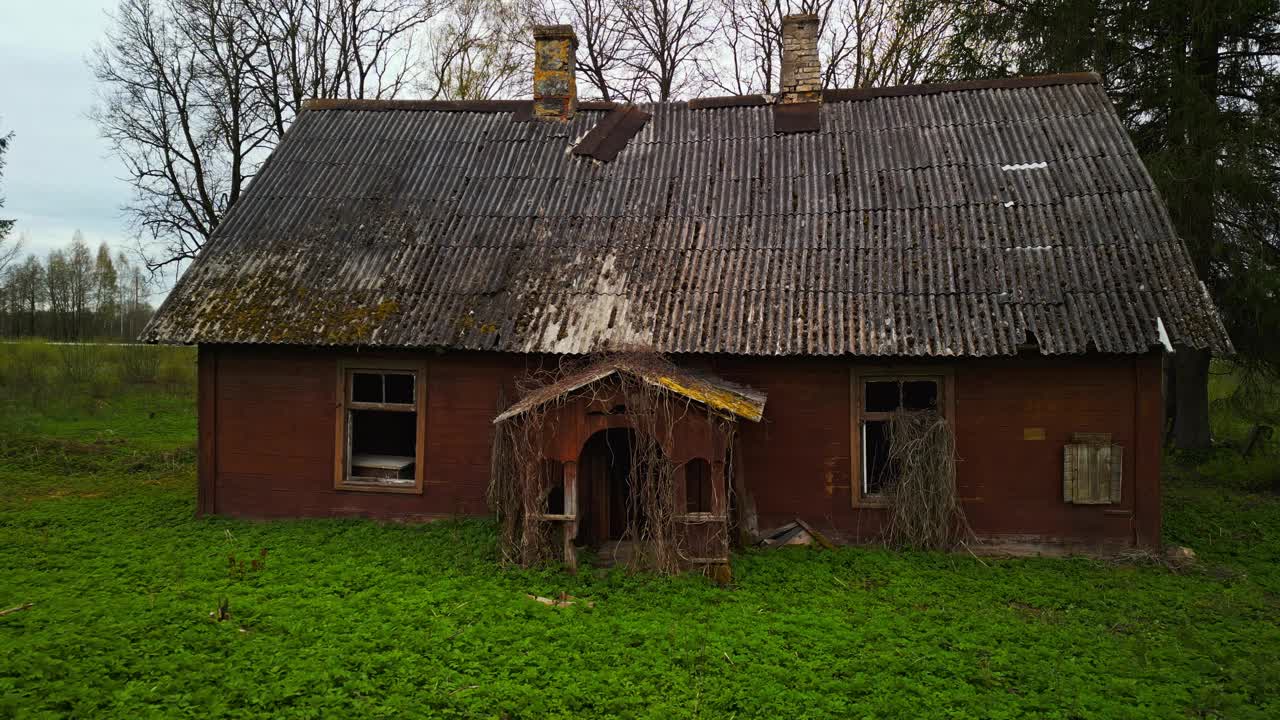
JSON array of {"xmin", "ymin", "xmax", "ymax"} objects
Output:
[{"xmin": 0, "ymin": 232, "xmax": 154, "ymax": 342}]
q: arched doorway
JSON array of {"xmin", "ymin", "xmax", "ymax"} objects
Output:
[{"xmin": 577, "ymin": 427, "xmax": 640, "ymax": 546}]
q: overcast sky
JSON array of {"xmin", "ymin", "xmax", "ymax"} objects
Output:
[{"xmin": 1, "ymin": 0, "xmax": 133, "ymax": 263}]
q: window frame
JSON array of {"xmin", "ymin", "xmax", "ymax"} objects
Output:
[
  {"xmin": 334, "ymin": 358, "xmax": 428, "ymax": 494},
  {"xmin": 683, "ymin": 458, "xmax": 714, "ymax": 515},
  {"xmin": 850, "ymin": 366, "xmax": 954, "ymax": 508}
]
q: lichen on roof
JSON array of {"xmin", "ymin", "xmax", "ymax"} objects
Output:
[{"xmin": 142, "ymin": 77, "xmax": 1232, "ymax": 356}]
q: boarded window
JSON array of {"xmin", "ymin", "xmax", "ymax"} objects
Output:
[
  {"xmin": 685, "ymin": 458, "xmax": 712, "ymax": 513},
  {"xmin": 1063, "ymin": 433, "xmax": 1123, "ymax": 504}
]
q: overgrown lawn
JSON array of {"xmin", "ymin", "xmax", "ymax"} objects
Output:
[{"xmin": 1, "ymin": 345, "xmax": 1278, "ymax": 718}]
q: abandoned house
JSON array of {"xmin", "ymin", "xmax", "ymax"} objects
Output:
[{"xmin": 144, "ymin": 15, "xmax": 1230, "ymax": 568}]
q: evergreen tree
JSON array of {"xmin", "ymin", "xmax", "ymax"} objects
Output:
[{"xmin": 939, "ymin": 0, "xmax": 1280, "ymax": 448}]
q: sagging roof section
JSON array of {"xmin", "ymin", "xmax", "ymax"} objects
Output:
[
  {"xmin": 773, "ymin": 102, "xmax": 821, "ymax": 133},
  {"xmin": 144, "ymin": 73, "xmax": 1232, "ymax": 357},
  {"xmin": 494, "ymin": 357, "xmax": 767, "ymax": 424}
]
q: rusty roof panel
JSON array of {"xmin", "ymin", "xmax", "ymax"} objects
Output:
[{"xmin": 144, "ymin": 75, "xmax": 1231, "ymax": 356}]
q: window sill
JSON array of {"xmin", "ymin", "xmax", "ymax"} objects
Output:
[
  {"xmin": 336, "ymin": 479, "xmax": 423, "ymax": 495},
  {"xmin": 852, "ymin": 496, "xmax": 890, "ymax": 509}
]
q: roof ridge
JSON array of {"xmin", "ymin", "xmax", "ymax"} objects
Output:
[
  {"xmin": 822, "ymin": 72, "xmax": 1101, "ymax": 103},
  {"xmin": 691, "ymin": 72, "xmax": 1101, "ymax": 110},
  {"xmin": 302, "ymin": 73, "xmax": 1100, "ymax": 114},
  {"xmin": 302, "ymin": 98, "xmax": 617, "ymax": 113}
]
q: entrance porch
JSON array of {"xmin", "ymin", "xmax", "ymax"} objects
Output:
[{"xmin": 490, "ymin": 355, "xmax": 767, "ymax": 573}]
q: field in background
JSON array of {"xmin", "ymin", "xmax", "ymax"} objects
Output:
[{"xmin": 0, "ymin": 343, "xmax": 1278, "ymax": 718}]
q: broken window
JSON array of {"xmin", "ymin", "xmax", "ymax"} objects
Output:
[
  {"xmin": 338, "ymin": 367, "xmax": 423, "ymax": 492},
  {"xmin": 858, "ymin": 376, "xmax": 942, "ymax": 501},
  {"xmin": 684, "ymin": 458, "xmax": 713, "ymax": 514}
]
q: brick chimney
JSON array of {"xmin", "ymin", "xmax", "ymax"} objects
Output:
[
  {"xmin": 779, "ymin": 14, "xmax": 821, "ymax": 103},
  {"xmin": 533, "ymin": 25, "xmax": 578, "ymax": 121}
]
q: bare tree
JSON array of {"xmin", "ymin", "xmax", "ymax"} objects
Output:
[
  {"xmin": 423, "ymin": 0, "xmax": 528, "ymax": 100},
  {"xmin": 13, "ymin": 255, "xmax": 46, "ymax": 337},
  {"xmin": 45, "ymin": 249, "xmax": 70, "ymax": 340},
  {"xmin": 619, "ymin": 0, "xmax": 719, "ymax": 102},
  {"xmin": 243, "ymin": 0, "xmax": 436, "ymax": 136},
  {"xmin": 65, "ymin": 232, "xmax": 95, "ymax": 339},
  {"xmin": 93, "ymin": 243, "xmax": 120, "ymax": 335},
  {"xmin": 822, "ymin": 0, "xmax": 955, "ymax": 88},
  {"xmin": 702, "ymin": 0, "xmax": 955, "ymax": 95},
  {"xmin": 700, "ymin": 0, "xmax": 785, "ymax": 95},
  {"xmin": 0, "ymin": 130, "xmax": 19, "ymax": 276},
  {"xmin": 115, "ymin": 251, "xmax": 155, "ymax": 339},
  {"xmin": 92, "ymin": 0, "xmax": 438, "ymax": 273}
]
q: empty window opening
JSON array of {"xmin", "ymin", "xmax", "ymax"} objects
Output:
[
  {"xmin": 859, "ymin": 376, "xmax": 941, "ymax": 499},
  {"xmin": 341, "ymin": 368, "xmax": 421, "ymax": 491},
  {"xmin": 865, "ymin": 381, "xmax": 899, "ymax": 412},
  {"xmin": 902, "ymin": 381, "xmax": 937, "ymax": 410},
  {"xmin": 352, "ymin": 371, "xmax": 415, "ymax": 405},
  {"xmin": 541, "ymin": 459, "xmax": 566, "ymax": 515},
  {"xmin": 685, "ymin": 458, "xmax": 713, "ymax": 513},
  {"xmin": 862, "ymin": 420, "xmax": 894, "ymax": 496}
]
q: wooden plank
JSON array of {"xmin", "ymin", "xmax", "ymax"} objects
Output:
[
  {"xmin": 1110, "ymin": 445, "xmax": 1124, "ymax": 504},
  {"xmin": 1062, "ymin": 444, "xmax": 1075, "ymax": 502},
  {"xmin": 350, "ymin": 454, "xmax": 415, "ymax": 470}
]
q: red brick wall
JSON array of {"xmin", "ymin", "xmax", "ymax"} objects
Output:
[{"xmin": 198, "ymin": 346, "xmax": 1162, "ymax": 545}]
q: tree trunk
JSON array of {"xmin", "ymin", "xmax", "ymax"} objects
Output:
[{"xmin": 1172, "ymin": 347, "xmax": 1212, "ymax": 449}]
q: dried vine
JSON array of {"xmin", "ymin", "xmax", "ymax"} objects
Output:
[
  {"xmin": 882, "ymin": 410, "xmax": 973, "ymax": 551},
  {"xmin": 488, "ymin": 352, "xmax": 736, "ymax": 574}
]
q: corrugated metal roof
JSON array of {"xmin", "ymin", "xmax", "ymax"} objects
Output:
[{"xmin": 143, "ymin": 74, "xmax": 1232, "ymax": 356}]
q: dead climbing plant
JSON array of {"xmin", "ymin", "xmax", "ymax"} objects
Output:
[
  {"xmin": 882, "ymin": 410, "xmax": 974, "ymax": 551},
  {"xmin": 488, "ymin": 352, "xmax": 736, "ymax": 574}
]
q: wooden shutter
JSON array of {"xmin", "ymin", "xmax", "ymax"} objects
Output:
[{"xmin": 1063, "ymin": 433, "xmax": 1123, "ymax": 504}]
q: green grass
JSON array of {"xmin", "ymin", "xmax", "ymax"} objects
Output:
[{"xmin": 1, "ymin": 345, "xmax": 1279, "ymax": 718}]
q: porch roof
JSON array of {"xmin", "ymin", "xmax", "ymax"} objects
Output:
[{"xmin": 493, "ymin": 357, "xmax": 767, "ymax": 424}]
